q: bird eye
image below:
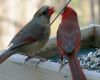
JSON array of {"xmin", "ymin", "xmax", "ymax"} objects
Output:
[
  {"xmin": 43, "ymin": 12, "xmax": 46, "ymax": 15},
  {"xmin": 43, "ymin": 10, "xmax": 47, "ymax": 15}
]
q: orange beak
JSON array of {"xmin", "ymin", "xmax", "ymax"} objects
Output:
[{"xmin": 48, "ymin": 7, "xmax": 55, "ymax": 16}]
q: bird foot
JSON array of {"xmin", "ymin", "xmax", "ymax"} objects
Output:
[
  {"xmin": 59, "ymin": 61, "xmax": 65, "ymax": 72},
  {"xmin": 36, "ymin": 58, "xmax": 47, "ymax": 68},
  {"xmin": 24, "ymin": 53, "xmax": 38, "ymax": 64},
  {"xmin": 24, "ymin": 56, "xmax": 33, "ymax": 64}
]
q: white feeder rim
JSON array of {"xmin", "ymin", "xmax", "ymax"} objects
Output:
[{"xmin": 0, "ymin": 50, "xmax": 100, "ymax": 80}]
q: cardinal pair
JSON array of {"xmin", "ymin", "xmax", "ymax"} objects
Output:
[{"xmin": 0, "ymin": 6, "xmax": 87, "ymax": 80}]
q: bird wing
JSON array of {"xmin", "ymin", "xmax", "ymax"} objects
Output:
[
  {"xmin": 8, "ymin": 21, "xmax": 45, "ymax": 49},
  {"xmin": 57, "ymin": 16, "xmax": 81, "ymax": 53}
]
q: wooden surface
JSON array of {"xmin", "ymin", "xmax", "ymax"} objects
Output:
[
  {"xmin": 0, "ymin": 50, "xmax": 100, "ymax": 80},
  {"xmin": 38, "ymin": 25, "xmax": 97, "ymax": 56},
  {"xmin": 94, "ymin": 25, "xmax": 100, "ymax": 47},
  {"xmin": 81, "ymin": 25, "xmax": 94, "ymax": 48},
  {"xmin": 19, "ymin": 25, "xmax": 100, "ymax": 58},
  {"xmin": 0, "ymin": 58, "xmax": 100, "ymax": 80},
  {"xmin": 0, "ymin": 61, "xmax": 67, "ymax": 80},
  {"xmin": 0, "ymin": 24, "xmax": 100, "ymax": 80}
]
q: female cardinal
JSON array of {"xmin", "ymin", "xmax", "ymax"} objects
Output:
[
  {"xmin": 0, "ymin": 6, "xmax": 55, "ymax": 64},
  {"xmin": 57, "ymin": 6, "xmax": 87, "ymax": 80}
]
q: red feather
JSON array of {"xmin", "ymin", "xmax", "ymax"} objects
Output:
[
  {"xmin": 24, "ymin": 37, "xmax": 36, "ymax": 44},
  {"xmin": 61, "ymin": 7, "xmax": 77, "ymax": 21},
  {"xmin": 57, "ymin": 7, "xmax": 87, "ymax": 80}
]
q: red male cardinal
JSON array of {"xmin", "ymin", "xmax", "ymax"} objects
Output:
[
  {"xmin": 0, "ymin": 6, "xmax": 55, "ymax": 64},
  {"xmin": 57, "ymin": 7, "xmax": 87, "ymax": 80}
]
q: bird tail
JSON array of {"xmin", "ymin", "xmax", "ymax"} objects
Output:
[
  {"xmin": 67, "ymin": 54, "xmax": 87, "ymax": 80},
  {"xmin": 0, "ymin": 49, "xmax": 15, "ymax": 64}
]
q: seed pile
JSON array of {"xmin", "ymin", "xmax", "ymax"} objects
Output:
[
  {"xmin": 80, "ymin": 49, "xmax": 100, "ymax": 73},
  {"xmin": 50, "ymin": 48, "xmax": 100, "ymax": 72}
]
